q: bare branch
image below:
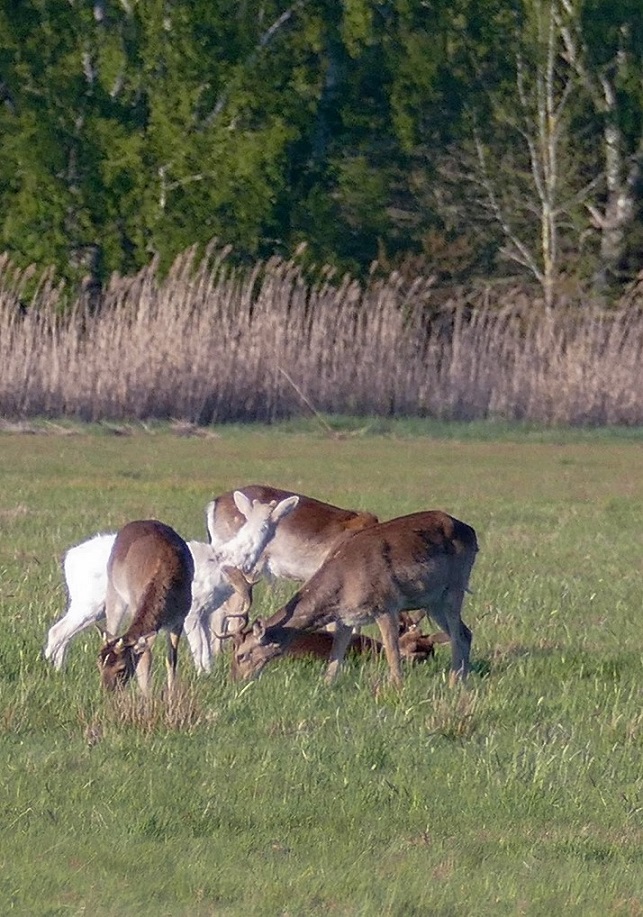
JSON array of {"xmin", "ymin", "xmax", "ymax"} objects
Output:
[
  {"xmin": 202, "ymin": 1, "xmax": 308, "ymax": 130},
  {"xmin": 473, "ymin": 132, "xmax": 543, "ymax": 284}
]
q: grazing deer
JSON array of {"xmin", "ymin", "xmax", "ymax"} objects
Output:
[
  {"xmin": 98, "ymin": 520, "xmax": 194, "ymax": 696},
  {"xmin": 216, "ymin": 580, "xmax": 448, "ymax": 665},
  {"xmin": 229, "ymin": 510, "xmax": 478, "ymax": 687},
  {"xmin": 206, "ymin": 484, "xmax": 378, "ymax": 582},
  {"xmin": 206, "ymin": 484, "xmax": 378, "ymax": 648},
  {"xmin": 44, "ymin": 492, "xmax": 299, "ymax": 674}
]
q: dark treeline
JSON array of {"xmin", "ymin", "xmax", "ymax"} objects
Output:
[{"xmin": 0, "ymin": 0, "xmax": 641, "ymax": 303}]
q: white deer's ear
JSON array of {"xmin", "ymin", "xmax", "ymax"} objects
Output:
[
  {"xmin": 272, "ymin": 494, "xmax": 299, "ymax": 522},
  {"xmin": 233, "ymin": 490, "xmax": 253, "ymax": 520},
  {"xmin": 204, "ymin": 500, "xmax": 216, "ymax": 542},
  {"xmin": 252, "ymin": 619, "xmax": 267, "ymax": 642}
]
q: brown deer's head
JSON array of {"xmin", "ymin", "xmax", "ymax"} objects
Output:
[
  {"xmin": 98, "ymin": 634, "xmax": 151, "ymax": 690},
  {"xmin": 230, "ymin": 619, "xmax": 284, "ymax": 682},
  {"xmin": 398, "ymin": 622, "xmax": 450, "ymax": 662}
]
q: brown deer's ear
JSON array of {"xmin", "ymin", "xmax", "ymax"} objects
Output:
[
  {"xmin": 252, "ymin": 619, "xmax": 267, "ymax": 642},
  {"xmin": 95, "ymin": 625, "xmax": 114, "ymax": 645},
  {"xmin": 222, "ymin": 564, "xmax": 261, "ymax": 589},
  {"xmin": 132, "ymin": 635, "xmax": 153, "ymax": 656},
  {"xmin": 428, "ymin": 632, "xmax": 451, "ymax": 646},
  {"xmin": 231, "ymin": 630, "xmax": 246, "ymax": 648}
]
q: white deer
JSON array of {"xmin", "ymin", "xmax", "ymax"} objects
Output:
[
  {"xmin": 44, "ymin": 532, "xmax": 116, "ymax": 670},
  {"xmin": 206, "ymin": 484, "xmax": 379, "ymax": 643},
  {"xmin": 228, "ymin": 510, "xmax": 478, "ymax": 687},
  {"xmin": 206, "ymin": 484, "xmax": 378, "ymax": 582},
  {"xmin": 44, "ymin": 491, "xmax": 299, "ymax": 674}
]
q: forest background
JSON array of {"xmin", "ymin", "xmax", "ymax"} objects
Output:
[
  {"xmin": 1, "ymin": 1, "xmax": 642, "ymax": 427},
  {"xmin": 1, "ymin": 0, "xmax": 642, "ymax": 298}
]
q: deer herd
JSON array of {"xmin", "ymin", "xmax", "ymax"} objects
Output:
[{"xmin": 44, "ymin": 484, "xmax": 478, "ymax": 697}]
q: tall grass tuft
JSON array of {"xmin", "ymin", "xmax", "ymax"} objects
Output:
[
  {"xmin": 80, "ymin": 681, "xmax": 207, "ymax": 738},
  {"xmin": 1, "ymin": 246, "xmax": 642, "ymax": 425}
]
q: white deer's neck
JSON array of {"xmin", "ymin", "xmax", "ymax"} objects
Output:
[{"xmin": 214, "ymin": 520, "xmax": 272, "ymax": 573}]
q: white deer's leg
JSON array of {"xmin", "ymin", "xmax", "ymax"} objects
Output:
[
  {"xmin": 324, "ymin": 622, "xmax": 354, "ymax": 684},
  {"xmin": 374, "ymin": 612, "xmax": 403, "ymax": 687},
  {"xmin": 44, "ymin": 602, "xmax": 104, "ymax": 670},
  {"xmin": 183, "ymin": 610, "xmax": 212, "ymax": 674}
]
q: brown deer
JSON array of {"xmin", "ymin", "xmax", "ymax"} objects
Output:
[
  {"xmin": 228, "ymin": 510, "xmax": 478, "ymax": 687},
  {"xmin": 97, "ymin": 519, "xmax": 194, "ymax": 696},
  {"xmin": 217, "ymin": 578, "xmax": 448, "ymax": 665},
  {"xmin": 206, "ymin": 484, "xmax": 378, "ymax": 583}
]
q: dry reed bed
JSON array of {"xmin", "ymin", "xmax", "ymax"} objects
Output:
[{"xmin": 1, "ymin": 248, "xmax": 642, "ymax": 425}]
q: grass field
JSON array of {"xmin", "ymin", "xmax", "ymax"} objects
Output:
[{"xmin": 1, "ymin": 419, "xmax": 642, "ymax": 916}]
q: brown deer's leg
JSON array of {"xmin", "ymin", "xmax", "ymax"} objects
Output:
[
  {"xmin": 374, "ymin": 613, "xmax": 403, "ymax": 688},
  {"xmin": 134, "ymin": 635, "xmax": 156, "ymax": 697},
  {"xmin": 429, "ymin": 588, "xmax": 471, "ymax": 683},
  {"xmin": 324, "ymin": 623, "xmax": 355, "ymax": 684},
  {"xmin": 166, "ymin": 629, "xmax": 181, "ymax": 694}
]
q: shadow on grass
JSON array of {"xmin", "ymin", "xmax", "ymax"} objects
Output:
[{"xmin": 474, "ymin": 642, "xmax": 641, "ymax": 682}]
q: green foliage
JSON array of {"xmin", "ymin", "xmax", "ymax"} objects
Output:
[
  {"xmin": 340, "ymin": 0, "xmax": 375, "ymax": 57},
  {"xmin": 0, "ymin": 1, "xmax": 641, "ymax": 288}
]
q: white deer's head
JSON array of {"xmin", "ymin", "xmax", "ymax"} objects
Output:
[{"xmin": 215, "ymin": 491, "xmax": 299, "ymax": 574}]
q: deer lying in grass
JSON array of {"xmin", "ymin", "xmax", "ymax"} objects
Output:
[
  {"xmin": 229, "ymin": 510, "xmax": 478, "ymax": 687},
  {"xmin": 397, "ymin": 613, "xmax": 451, "ymax": 661},
  {"xmin": 279, "ymin": 623, "xmax": 450, "ymax": 663},
  {"xmin": 206, "ymin": 484, "xmax": 378, "ymax": 582},
  {"xmin": 98, "ymin": 519, "xmax": 194, "ymax": 696},
  {"xmin": 44, "ymin": 492, "xmax": 299, "ymax": 674}
]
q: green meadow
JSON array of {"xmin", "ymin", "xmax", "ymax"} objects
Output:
[{"xmin": 1, "ymin": 420, "xmax": 642, "ymax": 916}]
